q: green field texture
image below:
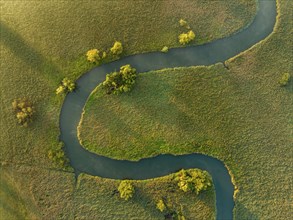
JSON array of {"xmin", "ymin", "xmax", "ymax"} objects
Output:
[
  {"xmin": 79, "ymin": 0, "xmax": 293, "ymax": 219},
  {"xmin": 0, "ymin": 1, "xmax": 257, "ymax": 219},
  {"xmin": 0, "ymin": 165, "xmax": 215, "ymax": 220}
]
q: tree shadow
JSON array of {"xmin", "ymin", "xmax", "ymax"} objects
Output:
[{"xmin": 0, "ymin": 21, "xmax": 60, "ymax": 80}]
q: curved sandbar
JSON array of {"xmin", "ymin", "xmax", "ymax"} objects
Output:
[{"xmin": 59, "ymin": 1, "xmax": 276, "ymax": 219}]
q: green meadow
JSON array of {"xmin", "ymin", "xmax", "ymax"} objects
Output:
[
  {"xmin": 0, "ymin": 0, "xmax": 257, "ymax": 219},
  {"xmin": 80, "ymin": 0, "xmax": 292, "ymax": 219}
]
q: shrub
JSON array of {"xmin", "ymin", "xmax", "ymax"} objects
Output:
[
  {"xmin": 86, "ymin": 49, "xmax": 100, "ymax": 63},
  {"xmin": 179, "ymin": 19, "xmax": 190, "ymax": 29},
  {"xmin": 12, "ymin": 98, "xmax": 35, "ymax": 126},
  {"xmin": 56, "ymin": 78, "xmax": 76, "ymax": 95},
  {"xmin": 279, "ymin": 72, "xmax": 290, "ymax": 86},
  {"xmin": 174, "ymin": 169, "xmax": 211, "ymax": 194},
  {"xmin": 178, "ymin": 30, "xmax": 195, "ymax": 45},
  {"xmin": 48, "ymin": 142, "xmax": 69, "ymax": 168},
  {"xmin": 110, "ymin": 41, "xmax": 123, "ymax": 56},
  {"xmin": 118, "ymin": 180, "xmax": 134, "ymax": 201},
  {"xmin": 156, "ymin": 199, "xmax": 166, "ymax": 212},
  {"xmin": 102, "ymin": 64, "xmax": 136, "ymax": 94},
  {"xmin": 161, "ymin": 46, "xmax": 169, "ymax": 53}
]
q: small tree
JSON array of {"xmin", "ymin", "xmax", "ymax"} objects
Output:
[
  {"xmin": 86, "ymin": 49, "xmax": 100, "ymax": 63},
  {"xmin": 156, "ymin": 199, "xmax": 167, "ymax": 212},
  {"xmin": 174, "ymin": 169, "xmax": 211, "ymax": 194},
  {"xmin": 12, "ymin": 98, "xmax": 35, "ymax": 127},
  {"xmin": 110, "ymin": 41, "xmax": 123, "ymax": 56},
  {"xmin": 279, "ymin": 73, "xmax": 290, "ymax": 86},
  {"xmin": 102, "ymin": 64, "xmax": 136, "ymax": 94},
  {"xmin": 118, "ymin": 180, "xmax": 135, "ymax": 201},
  {"xmin": 178, "ymin": 30, "xmax": 195, "ymax": 45},
  {"xmin": 56, "ymin": 78, "xmax": 76, "ymax": 95}
]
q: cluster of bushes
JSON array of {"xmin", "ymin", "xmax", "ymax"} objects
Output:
[
  {"xmin": 115, "ymin": 169, "xmax": 212, "ymax": 219},
  {"xmin": 118, "ymin": 180, "xmax": 135, "ymax": 201},
  {"xmin": 174, "ymin": 169, "xmax": 211, "ymax": 194},
  {"xmin": 48, "ymin": 142, "xmax": 70, "ymax": 168},
  {"xmin": 12, "ymin": 98, "xmax": 35, "ymax": 127},
  {"xmin": 178, "ymin": 19, "xmax": 196, "ymax": 45},
  {"xmin": 102, "ymin": 64, "xmax": 137, "ymax": 94},
  {"xmin": 86, "ymin": 41, "xmax": 123, "ymax": 64},
  {"xmin": 56, "ymin": 77, "xmax": 76, "ymax": 95},
  {"xmin": 156, "ymin": 198, "xmax": 186, "ymax": 220}
]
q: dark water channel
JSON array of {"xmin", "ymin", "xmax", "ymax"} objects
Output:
[{"xmin": 59, "ymin": 1, "xmax": 276, "ymax": 219}]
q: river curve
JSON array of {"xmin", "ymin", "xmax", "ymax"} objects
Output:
[{"xmin": 59, "ymin": 1, "xmax": 276, "ymax": 219}]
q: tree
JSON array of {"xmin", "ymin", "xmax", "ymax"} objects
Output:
[
  {"xmin": 118, "ymin": 180, "xmax": 135, "ymax": 201},
  {"xmin": 56, "ymin": 78, "xmax": 76, "ymax": 95},
  {"xmin": 156, "ymin": 199, "xmax": 167, "ymax": 212},
  {"xmin": 174, "ymin": 169, "xmax": 211, "ymax": 194},
  {"xmin": 102, "ymin": 64, "xmax": 137, "ymax": 94},
  {"xmin": 110, "ymin": 41, "xmax": 123, "ymax": 56},
  {"xmin": 86, "ymin": 49, "xmax": 100, "ymax": 63},
  {"xmin": 178, "ymin": 30, "xmax": 195, "ymax": 45},
  {"xmin": 12, "ymin": 98, "xmax": 35, "ymax": 126},
  {"xmin": 279, "ymin": 72, "xmax": 290, "ymax": 86}
]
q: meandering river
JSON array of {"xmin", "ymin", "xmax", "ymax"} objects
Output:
[{"xmin": 59, "ymin": 1, "xmax": 276, "ymax": 219}]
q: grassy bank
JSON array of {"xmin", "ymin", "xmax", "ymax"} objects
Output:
[{"xmin": 80, "ymin": 0, "xmax": 292, "ymax": 219}]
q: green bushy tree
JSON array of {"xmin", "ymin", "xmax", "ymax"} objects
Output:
[
  {"xmin": 12, "ymin": 98, "xmax": 35, "ymax": 127},
  {"xmin": 118, "ymin": 180, "xmax": 135, "ymax": 201},
  {"xmin": 110, "ymin": 41, "xmax": 123, "ymax": 56},
  {"xmin": 174, "ymin": 169, "xmax": 211, "ymax": 194},
  {"xmin": 86, "ymin": 49, "xmax": 101, "ymax": 63},
  {"xmin": 102, "ymin": 64, "xmax": 136, "ymax": 94},
  {"xmin": 56, "ymin": 78, "xmax": 76, "ymax": 95},
  {"xmin": 178, "ymin": 30, "xmax": 195, "ymax": 45}
]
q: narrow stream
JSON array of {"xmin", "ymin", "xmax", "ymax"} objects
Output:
[{"xmin": 59, "ymin": 1, "xmax": 276, "ymax": 219}]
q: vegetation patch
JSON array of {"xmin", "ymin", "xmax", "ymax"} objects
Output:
[
  {"xmin": 79, "ymin": 1, "xmax": 292, "ymax": 219},
  {"xmin": 12, "ymin": 98, "xmax": 35, "ymax": 127},
  {"xmin": 102, "ymin": 64, "xmax": 137, "ymax": 94}
]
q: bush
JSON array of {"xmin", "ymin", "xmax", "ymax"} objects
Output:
[
  {"xmin": 12, "ymin": 98, "xmax": 35, "ymax": 126},
  {"xmin": 279, "ymin": 72, "xmax": 290, "ymax": 86},
  {"xmin": 179, "ymin": 19, "xmax": 190, "ymax": 29},
  {"xmin": 86, "ymin": 49, "xmax": 100, "ymax": 63},
  {"xmin": 48, "ymin": 142, "xmax": 69, "ymax": 168},
  {"xmin": 56, "ymin": 78, "xmax": 76, "ymax": 95},
  {"xmin": 161, "ymin": 46, "xmax": 169, "ymax": 53},
  {"xmin": 156, "ymin": 199, "xmax": 167, "ymax": 212},
  {"xmin": 178, "ymin": 30, "xmax": 195, "ymax": 45},
  {"xmin": 174, "ymin": 169, "xmax": 211, "ymax": 194},
  {"xmin": 102, "ymin": 64, "xmax": 136, "ymax": 94},
  {"xmin": 118, "ymin": 180, "xmax": 134, "ymax": 201},
  {"xmin": 110, "ymin": 41, "xmax": 123, "ymax": 56}
]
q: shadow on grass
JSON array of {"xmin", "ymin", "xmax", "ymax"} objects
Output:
[
  {"xmin": 0, "ymin": 21, "xmax": 59, "ymax": 81},
  {"xmin": 0, "ymin": 170, "xmax": 27, "ymax": 219}
]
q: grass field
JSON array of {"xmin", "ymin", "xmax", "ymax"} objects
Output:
[
  {"xmin": 0, "ymin": 1, "xmax": 257, "ymax": 219},
  {"xmin": 0, "ymin": 164, "xmax": 215, "ymax": 220},
  {"xmin": 79, "ymin": 0, "xmax": 293, "ymax": 219}
]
